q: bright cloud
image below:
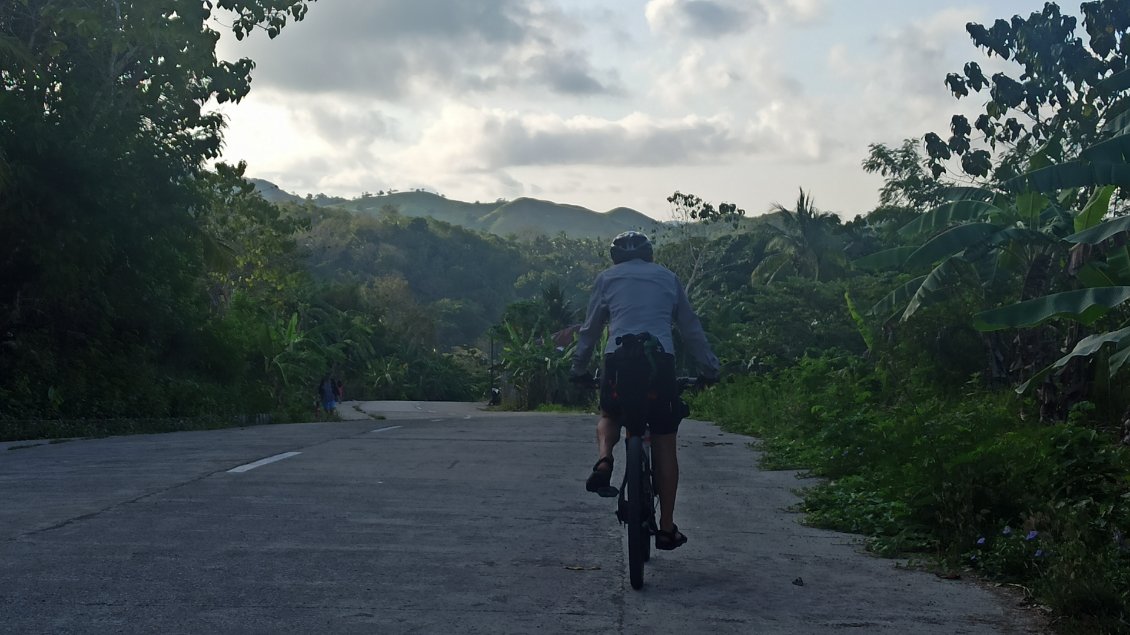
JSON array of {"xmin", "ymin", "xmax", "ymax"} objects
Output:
[
  {"xmin": 217, "ymin": 0, "xmax": 620, "ymax": 100},
  {"xmin": 215, "ymin": 0, "xmax": 1053, "ymax": 219}
]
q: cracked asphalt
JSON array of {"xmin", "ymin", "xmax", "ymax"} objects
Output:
[{"xmin": 0, "ymin": 402, "xmax": 1044, "ymax": 634}]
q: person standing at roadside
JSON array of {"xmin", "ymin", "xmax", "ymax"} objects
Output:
[{"xmin": 318, "ymin": 375, "xmax": 337, "ymax": 415}]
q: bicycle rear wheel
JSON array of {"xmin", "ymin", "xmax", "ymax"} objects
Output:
[
  {"xmin": 626, "ymin": 435, "xmax": 645, "ymax": 589},
  {"xmin": 641, "ymin": 451, "xmax": 653, "ymax": 563}
]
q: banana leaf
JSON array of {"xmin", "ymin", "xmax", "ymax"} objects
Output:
[
  {"xmin": 1098, "ymin": 69, "xmax": 1130, "ymax": 95},
  {"xmin": 1102, "ymin": 98, "xmax": 1130, "ymax": 135},
  {"xmin": 1110, "ymin": 245, "xmax": 1130, "ymax": 283},
  {"xmin": 845, "ymin": 291, "xmax": 874, "ymax": 352},
  {"xmin": 1075, "ymin": 263, "xmax": 1118, "ymax": 288},
  {"xmin": 904, "ymin": 223, "xmax": 998, "ymax": 269},
  {"xmin": 1081, "ymin": 132, "xmax": 1130, "ymax": 163},
  {"xmin": 1075, "ymin": 185, "xmax": 1117, "ymax": 232},
  {"xmin": 1017, "ymin": 325, "xmax": 1130, "ymax": 393},
  {"xmin": 974, "ymin": 286, "xmax": 1130, "ymax": 331},
  {"xmin": 1016, "ymin": 191, "xmax": 1048, "ymax": 228},
  {"xmin": 901, "ymin": 257, "xmax": 976, "ymax": 322},
  {"xmin": 898, "ymin": 202, "xmax": 1001, "ymax": 239},
  {"xmin": 1111, "ymin": 343, "xmax": 1130, "ymax": 377},
  {"xmin": 1064, "ymin": 214, "xmax": 1130, "ymax": 245},
  {"xmin": 868, "ymin": 275, "xmax": 926, "ymax": 321},
  {"xmin": 852, "ymin": 246, "xmax": 916, "ymax": 271},
  {"xmin": 1006, "ymin": 161, "xmax": 1130, "ymax": 192},
  {"xmin": 987, "ymin": 226, "xmax": 1052, "ymax": 248},
  {"xmin": 1071, "ymin": 249, "xmax": 1130, "ymax": 290},
  {"xmin": 941, "ymin": 186, "xmax": 996, "ymax": 202}
]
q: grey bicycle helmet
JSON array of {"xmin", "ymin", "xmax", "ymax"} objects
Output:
[{"xmin": 610, "ymin": 231, "xmax": 653, "ymax": 264}]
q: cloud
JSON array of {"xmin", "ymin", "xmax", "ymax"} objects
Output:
[
  {"xmin": 644, "ymin": 0, "xmax": 827, "ymax": 37},
  {"xmin": 397, "ymin": 105, "xmax": 741, "ymax": 171},
  {"xmin": 764, "ymin": 0, "xmax": 827, "ymax": 25},
  {"xmin": 528, "ymin": 50, "xmax": 621, "ymax": 96},
  {"xmin": 392, "ymin": 102, "xmax": 830, "ymax": 176},
  {"xmin": 645, "ymin": 0, "xmax": 763, "ymax": 37},
  {"xmin": 823, "ymin": 7, "xmax": 1006, "ymax": 139},
  {"xmin": 217, "ymin": 0, "xmax": 620, "ymax": 100},
  {"xmin": 650, "ymin": 41, "xmax": 803, "ymax": 111}
]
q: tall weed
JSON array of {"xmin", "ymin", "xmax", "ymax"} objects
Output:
[{"xmin": 692, "ymin": 354, "xmax": 1130, "ymax": 631}]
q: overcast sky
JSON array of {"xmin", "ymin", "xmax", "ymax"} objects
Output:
[{"xmin": 213, "ymin": 0, "xmax": 1049, "ymax": 220}]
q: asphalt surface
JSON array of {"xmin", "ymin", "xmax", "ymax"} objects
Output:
[{"xmin": 1, "ymin": 401, "xmax": 1044, "ymax": 634}]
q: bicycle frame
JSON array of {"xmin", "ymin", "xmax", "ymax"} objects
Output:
[{"xmin": 611, "ymin": 375, "xmax": 697, "ymax": 590}]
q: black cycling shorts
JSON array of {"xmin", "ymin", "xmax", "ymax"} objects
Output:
[{"xmin": 600, "ymin": 349, "xmax": 682, "ymax": 435}]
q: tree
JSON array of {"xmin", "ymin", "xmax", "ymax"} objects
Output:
[
  {"xmin": 925, "ymin": 1, "xmax": 1130, "ymax": 181},
  {"xmin": 906, "ymin": 0, "xmax": 1130, "ymax": 419},
  {"xmin": 0, "ymin": 0, "xmax": 316, "ymax": 417},
  {"xmin": 663, "ymin": 191, "xmax": 746, "ymax": 298},
  {"xmin": 541, "ymin": 281, "xmax": 578, "ymax": 330},
  {"xmin": 862, "ymin": 139, "xmax": 950, "ymax": 209},
  {"xmin": 753, "ymin": 189, "xmax": 844, "ymax": 283}
]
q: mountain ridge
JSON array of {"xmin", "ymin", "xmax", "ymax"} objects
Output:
[{"xmin": 250, "ymin": 178, "xmax": 663, "ymax": 239}]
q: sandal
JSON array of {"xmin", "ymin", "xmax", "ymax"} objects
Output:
[
  {"xmin": 585, "ymin": 456, "xmax": 617, "ymax": 497},
  {"xmin": 655, "ymin": 524, "xmax": 688, "ymax": 551}
]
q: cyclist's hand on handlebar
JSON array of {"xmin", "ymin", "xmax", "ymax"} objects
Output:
[{"xmin": 569, "ymin": 372, "xmax": 598, "ymax": 389}]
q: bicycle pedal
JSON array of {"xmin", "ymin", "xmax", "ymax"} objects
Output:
[{"xmin": 597, "ymin": 485, "xmax": 619, "ymax": 498}]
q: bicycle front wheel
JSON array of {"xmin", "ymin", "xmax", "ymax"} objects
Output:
[{"xmin": 626, "ymin": 435, "xmax": 645, "ymax": 590}]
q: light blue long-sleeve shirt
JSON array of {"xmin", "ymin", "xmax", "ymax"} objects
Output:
[{"xmin": 571, "ymin": 259, "xmax": 720, "ymax": 376}]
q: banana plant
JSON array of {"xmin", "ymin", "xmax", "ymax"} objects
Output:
[
  {"xmin": 973, "ymin": 207, "xmax": 1130, "ymax": 393},
  {"xmin": 961, "ymin": 110, "xmax": 1130, "ymax": 393},
  {"xmin": 857, "ymin": 187, "xmax": 1067, "ymax": 324},
  {"xmin": 497, "ymin": 320, "xmax": 575, "ymax": 409}
]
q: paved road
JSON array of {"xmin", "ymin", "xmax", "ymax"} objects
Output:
[{"xmin": 1, "ymin": 402, "xmax": 1042, "ymax": 634}]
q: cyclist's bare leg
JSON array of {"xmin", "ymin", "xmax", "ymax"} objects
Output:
[
  {"xmin": 595, "ymin": 411, "xmax": 620, "ymax": 470},
  {"xmin": 651, "ymin": 432, "xmax": 680, "ymax": 533}
]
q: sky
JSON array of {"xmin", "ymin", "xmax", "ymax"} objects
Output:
[{"xmin": 213, "ymin": 0, "xmax": 1051, "ymax": 221}]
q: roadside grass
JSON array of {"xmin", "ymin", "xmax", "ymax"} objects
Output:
[{"xmin": 689, "ymin": 355, "xmax": 1130, "ymax": 634}]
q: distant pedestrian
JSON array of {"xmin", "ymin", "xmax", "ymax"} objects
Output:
[
  {"xmin": 318, "ymin": 375, "xmax": 337, "ymax": 415},
  {"xmin": 335, "ymin": 378, "xmax": 344, "ymax": 402}
]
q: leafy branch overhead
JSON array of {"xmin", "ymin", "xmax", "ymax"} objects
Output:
[{"xmin": 926, "ymin": 2, "xmax": 1130, "ymax": 181}]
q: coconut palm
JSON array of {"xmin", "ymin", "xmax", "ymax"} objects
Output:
[{"xmin": 753, "ymin": 188, "xmax": 844, "ymax": 283}]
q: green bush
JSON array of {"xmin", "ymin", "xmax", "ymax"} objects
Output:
[{"xmin": 692, "ymin": 354, "xmax": 1130, "ymax": 630}]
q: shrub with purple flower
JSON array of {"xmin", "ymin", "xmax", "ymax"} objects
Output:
[{"xmin": 966, "ymin": 524, "xmax": 1046, "ymax": 581}]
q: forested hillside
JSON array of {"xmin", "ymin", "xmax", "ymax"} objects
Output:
[{"xmin": 259, "ymin": 181, "xmax": 663, "ymax": 239}]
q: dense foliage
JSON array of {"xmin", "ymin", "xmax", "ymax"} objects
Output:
[
  {"xmin": 0, "ymin": 1, "xmax": 604, "ymax": 427},
  {"xmin": 1, "ymin": 0, "xmax": 318, "ymax": 422}
]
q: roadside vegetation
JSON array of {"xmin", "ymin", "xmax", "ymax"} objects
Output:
[{"xmin": 4, "ymin": 1, "xmax": 1130, "ymax": 631}]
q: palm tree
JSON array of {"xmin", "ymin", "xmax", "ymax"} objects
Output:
[
  {"xmin": 753, "ymin": 188, "xmax": 844, "ymax": 283},
  {"xmin": 541, "ymin": 281, "xmax": 577, "ymax": 330}
]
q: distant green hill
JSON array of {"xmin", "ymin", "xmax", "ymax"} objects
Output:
[
  {"xmin": 481, "ymin": 197, "xmax": 662, "ymax": 238},
  {"xmin": 248, "ymin": 178, "xmax": 306, "ymax": 205},
  {"xmin": 251, "ymin": 180, "xmax": 662, "ymax": 239},
  {"xmin": 332, "ymin": 191, "xmax": 498, "ymax": 229}
]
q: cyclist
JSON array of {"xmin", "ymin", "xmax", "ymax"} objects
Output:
[{"xmin": 570, "ymin": 230, "xmax": 720, "ymax": 551}]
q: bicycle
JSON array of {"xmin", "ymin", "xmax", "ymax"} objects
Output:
[{"xmin": 577, "ymin": 357, "xmax": 700, "ymax": 590}]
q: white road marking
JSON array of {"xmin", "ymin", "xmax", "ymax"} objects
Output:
[
  {"xmin": 370, "ymin": 426, "xmax": 402, "ymax": 433},
  {"xmin": 227, "ymin": 451, "xmax": 301, "ymax": 473}
]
